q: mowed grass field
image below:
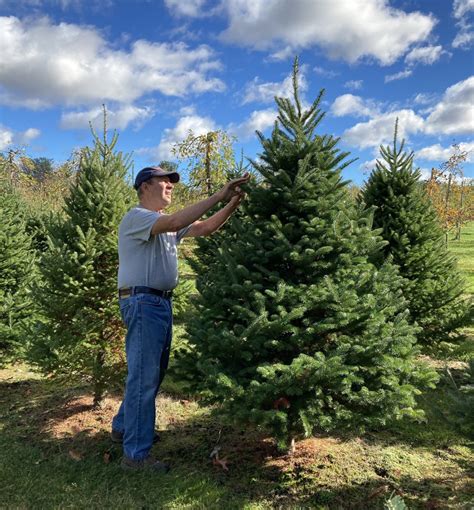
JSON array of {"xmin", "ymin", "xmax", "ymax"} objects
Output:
[
  {"xmin": 0, "ymin": 225, "xmax": 473, "ymax": 509},
  {"xmin": 449, "ymin": 221, "xmax": 474, "ymax": 294}
]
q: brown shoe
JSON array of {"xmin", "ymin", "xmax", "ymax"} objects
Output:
[
  {"xmin": 121, "ymin": 455, "xmax": 170, "ymax": 473},
  {"xmin": 111, "ymin": 429, "xmax": 160, "ymax": 444}
]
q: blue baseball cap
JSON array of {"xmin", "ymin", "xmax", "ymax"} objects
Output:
[{"xmin": 134, "ymin": 166, "xmax": 180, "ymax": 189}]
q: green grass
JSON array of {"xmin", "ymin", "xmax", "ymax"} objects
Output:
[
  {"xmin": 449, "ymin": 221, "xmax": 474, "ymax": 294},
  {"xmin": 447, "ymin": 221, "xmax": 474, "ymax": 360},
  {"xmin": 1, "ymin": 356, "xmax": 473, "ymax": 508},
  {"xmin": 1, "ymin": 224, "xmax": 473, "ymax": 509}
]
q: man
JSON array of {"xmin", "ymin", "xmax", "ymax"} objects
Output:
[{"xmin": 111, "ymin": 165, "xmax": 250, "ymax": 472}]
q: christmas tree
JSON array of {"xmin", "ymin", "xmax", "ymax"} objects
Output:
[
  {"xmin": 29, "ymin": 113, "xmax": 134, "ymax": 405},
  {"xmin": 360, "ymin": 124, "xmax": 471, "ymax": 344},
  {"xmin": 0, "ymin": 188, "xmax": 36, "ymax": 362},
  {"xmin": 175, "ymin": 61, "xmax": 438, "ymax": 449}
]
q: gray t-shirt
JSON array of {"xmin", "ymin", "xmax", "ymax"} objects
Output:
[{"xmin": 117, "ymin": 207, "xmax": 192, "ymax": 291}]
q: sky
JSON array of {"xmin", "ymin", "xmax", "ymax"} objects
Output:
[{"xmin": 0, "ymin": 0, "xmax": 473, "ymax": 186}]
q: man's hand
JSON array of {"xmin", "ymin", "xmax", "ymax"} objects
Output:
[
  {"xmin": 217, "ymin": 173, "xmax": 250, "ymax": 203},
  {"xmin": 184, "ymin": 182, "xmax": 247, "ymax": 238},
  {"xmin": 228, "ymin": 190, "xmax": 245, "ymax": 208}
]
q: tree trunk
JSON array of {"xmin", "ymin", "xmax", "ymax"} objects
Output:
[
  {"xmin": 204, "ymin": 132, "xmax": 214, "ymax": 198},
  {"xmin": 288, "ymin": 437, "xmax": 296, "ymax": 456},
  {"xmin": 444, "ymin": 173, "xmax": 452, "ymax": 246},
  {"xmin": 455, "ymin": 180, "xmax": 465, "ymax": 241}
]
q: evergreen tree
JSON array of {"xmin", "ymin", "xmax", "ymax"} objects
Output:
[
  {"xmin": 175, "ymin": 61, "xmax": 438, "ymax": 449},
  {"xmin": 28, "ymin": 115, "xmax": 134, "ymax": 405},
  {"xmin": 360, "ymin": 124, "xmax": 471, "ymax": 344},
  {"xmin": 0, "ymin": 188, "xmax": 36, "ymax": 362}
]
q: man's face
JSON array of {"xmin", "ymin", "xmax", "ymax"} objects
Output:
[{"xmin": 146, "ymin": 176, "xmax": 174, "ymax": 206}]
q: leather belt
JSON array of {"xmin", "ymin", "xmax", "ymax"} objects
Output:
[{"xmin": 118, "ymin": 286, "xmax": 173, "ymax": 300}]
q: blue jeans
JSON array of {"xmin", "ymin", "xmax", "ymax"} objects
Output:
[{"xmin": 112, "ymin": 293, "xmax": 173, "ymax": 460}]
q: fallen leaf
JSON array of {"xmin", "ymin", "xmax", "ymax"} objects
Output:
[
  {"xmin": 273, "ymin": 397, "xmax": 290, "ymax": 410},
  {"xmin": 212, "ymin": 457, "xmax": 229, "ymax": 471},
  {"xmin": 103, "ymin": 451, "xmax": 111, "ymax": 464},
  {"xmin": 68, "ymin": 449, "xmax": 82, "ymax": 461},
  {"xmin": 209, "ymin": 446, "xmax": 221, "ymax": 459}
]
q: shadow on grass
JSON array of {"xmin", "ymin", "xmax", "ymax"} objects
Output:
[{"xmin": 0, "ymin": 370, "xmax": 473, "ymax": 509}]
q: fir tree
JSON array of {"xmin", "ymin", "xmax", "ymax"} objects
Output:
[
  {"xmin": 360, "ymin": 123, "xmax": 472, "ymax": 344},
  {"xmin": 29, "ymin": 112, "xmax": 134, "ymax": 405},
  {"xmin": 175, "ymin": 60, "xmax": 438, "ymax": 449},
  {"xmin": 0, "ymin": 188, "xmax": 36, "ymax": 362}
]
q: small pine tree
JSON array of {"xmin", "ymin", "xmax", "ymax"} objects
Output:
[
  {"xmin": 175, "ymin": 60, "xmax": 438, "ymax": 449},
  {"xmin": 28, "ymin": 111, "xmax": 134, "ymax": 405},
  {"xmin": 360, "ymin": 123, "xmax": 472, "ymax": 344},
  {"xmin": 0, "ymin": 188, "xmax": 36, "ymax": 362}
]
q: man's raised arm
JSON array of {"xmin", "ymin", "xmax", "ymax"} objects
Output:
[
  {"xmin": 151, "ymin": 173, "xmax": 250, "ymax": 236},
  {"xmin": 183, "ymin": 193, "xmax": 244, "ymax": 237}
]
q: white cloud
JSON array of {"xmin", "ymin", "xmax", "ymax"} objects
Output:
[
  {"xmin": 179, "ymin": 105, "xmax": 196, "ymax": 116},
  {"xmin": 344, "ymin": 80, "xmax": 363, "ymax": 90},
  {"xmin": 453, "ymin": 29, "xmax": 474, "ymax": 48},
  {"xmin": 342, "ymin": 109, "xmax": 424, "ymax": 149},
  {"xmin": 164, "ymin": 0, "xmax": 207, "ymax": 17},
  {"xmin": 164, "ymin": 0, "xmax": 221, "ymax": 17},
  {"xmin": 0, "ymin": 16, "xmax": 225, "ymax": 109},
  {"xmin": 425, "ymin": 76, "xmax": 474, "ymax": 135},
  {"xmin": 16, "ymin": 127, "xmax": 41, "ymax": 145},
  {"xmin": 267, "ymin": 46, "xmax": 295, "ymax": 61},
  {"xmin": 0, "ymin": 124, "xmax": 40, "ymax": 150},
  {"xmin": 338, "ymin": 76, "xmax": 474, "ymax": 149},
  {"xmin": 384, "ymin": 69, "xmax": 413, "ymax": 83},
  {"xmin": 359, "ymin": 158, "xmax": 378, "ymax": 172},
  {"xmin": 383, "ymin": 46, "xmax": 445, "ymax": 85},
  {"xmin": 417, "ymin": 142, "xmax": 474, "ymax": 163},
  {"xmin": 313, "ymin": 66, "xmax": 338, "ymax": 78},
  {"xmin": 219, "ymin": 0, "xmax": 435, "ymax": 65},
  {"xmin": 453, "ymin": 0, "xmax": 474, "ymax": 19},
  {"xmin": 60, "ymin": 104, "xmax": 155, "ymax": 130},
  {"xmin": 0, "ymin": 126, "xmax": 13, "ymax": 151},
  {"xmin": 137, "ymin": 113, "xmax": 217, "ymax": 161},
  {"xmin": 452, "ymin": 0, "xmax": 474, "ymax": 49},
  {"xmin": 228, "ymin": 108, "xmax": 277, "ymax": 139},
  {"xmin": 331, "ymin": 94, "xmax": 378, "ymax": 118},
  {"xmin": 405, "ymin": 45, "xmax": 444, "ymax": 65},
  {"xmin": 416, "ymin": 144, "xmax": 452, "ymax": 161},
  {"xmin": 242, "ymin": 70, "xmax": 306, "ymax": 104},
  {"xmin": 413, "ymin": 92, "xmax": 437, "ymax": 105}
]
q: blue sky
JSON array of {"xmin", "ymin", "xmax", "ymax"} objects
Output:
[{"xmin": 0, "ymin": 0, "xmax": 473, "ymax": 186}]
